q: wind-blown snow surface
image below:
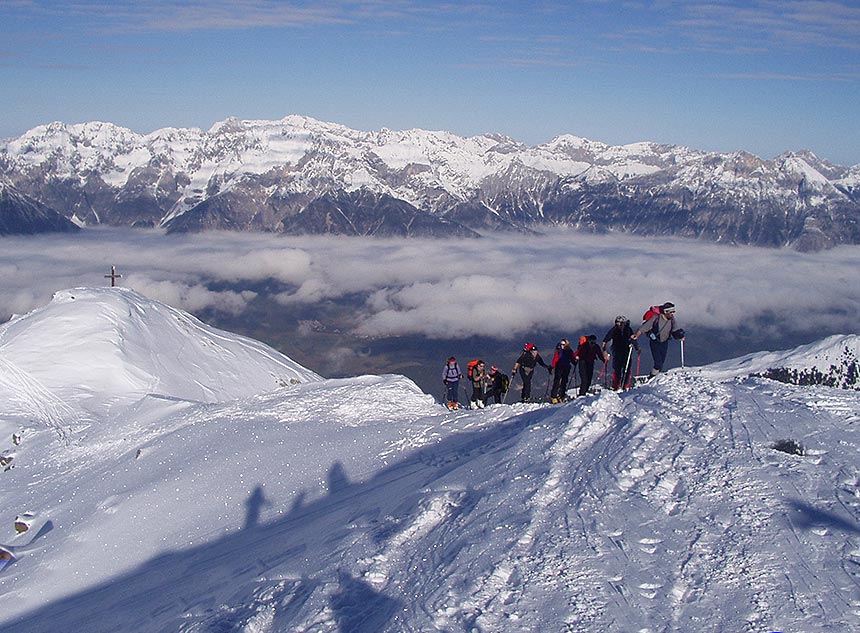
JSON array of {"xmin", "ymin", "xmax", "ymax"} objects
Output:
[{"xmin": 0, "ymin": 290, "xmax": 858, "ymax": 632}]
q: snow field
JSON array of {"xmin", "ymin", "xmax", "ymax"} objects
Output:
[{"xmin": 1, "ymin": 291, "xmax": 858, "ymax": 631}]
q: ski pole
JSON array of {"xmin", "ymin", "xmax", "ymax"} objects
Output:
[
  {"xmin": 680, "ymin": 339, "xmax": 686, "ymax": 369},
  {"xmin": 621, "ymin": 344, "xmax": 633, "ymax": 389},
  {"xmin": 626, "ymin": 350, "xmax": 640, "ymax": 389},
  {"xmin": 502, "ymin": 369, "xmax": 516, "ymax": 404}
]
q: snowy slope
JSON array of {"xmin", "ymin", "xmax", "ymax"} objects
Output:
[
  {"xmin": 0, "ymin": 292, "xmax": 859, "ymax": 632},
  {"xmin": 0, "ymin": 287, "xmax": 320, "ymax": 420}
]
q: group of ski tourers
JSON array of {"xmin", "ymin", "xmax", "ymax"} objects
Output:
[{"xmin": 441, "ymin": 302, "xmax": 686, "ymax": 410}]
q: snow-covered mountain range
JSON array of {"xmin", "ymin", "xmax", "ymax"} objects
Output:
[
  {"xmin": 2, "ymin": 116, "xmax": 859, "ymax": 249},
  {"xmin": 1, "ymin": 288, "xmax": 859, "ymax": 631}
]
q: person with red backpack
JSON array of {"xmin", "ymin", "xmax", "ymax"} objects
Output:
[
  {"xmin": 575, "ymin": 335, "xmax": 607, "ymax": 396},
  {"xmin": 632, "ymin": 302, "xmax": 685, "ymax": 378},
  {"xmin": 511, "ymin": 343, "xmax": 550, "ymax": 403}
]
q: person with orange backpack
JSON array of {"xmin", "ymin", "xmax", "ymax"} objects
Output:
[
  {"xmin": 467, "ymin": 359, "xmax": 490, "ymax": 409},
  {"xmin": 632, "ymin": 302, "xmax": 685, "ymax": 378}
]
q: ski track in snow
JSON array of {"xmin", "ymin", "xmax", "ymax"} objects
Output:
[{"xmin": 0, "ymin": 354, "xmax": 77, "ymax": 442}]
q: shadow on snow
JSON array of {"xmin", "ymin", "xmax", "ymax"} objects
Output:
[{"xmin": 4, "ymin": 405, "xmax": 560, "ymax": 633}]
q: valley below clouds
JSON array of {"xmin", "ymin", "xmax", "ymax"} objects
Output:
[{"xmin": 2, "ymin": 228, "xmax": 858, "ymax": 391}]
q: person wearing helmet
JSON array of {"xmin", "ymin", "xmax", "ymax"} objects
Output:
[
  {"xmin": 550, "ymin": 338, "xmax": 576, "ymax": 403},
  {"xmin": 603, "ymin": 316, "xmax": 640, "ymax": 389},
  {"xmin": 511, "ymin": 343, "xmax": 550, "ymax": 403}
]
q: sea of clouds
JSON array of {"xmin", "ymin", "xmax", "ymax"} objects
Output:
[{"xmin": 1, "ymin": 228, "xmax": 858, "ymax": 342}]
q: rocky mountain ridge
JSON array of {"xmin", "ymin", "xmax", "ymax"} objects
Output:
[
  {"xmin": 2, "ymin": 115, "xmax": 859, "ymax": 249},
  {"xmin": 0, "ymin": 181, "xmax": 79, "ymax": 236}
]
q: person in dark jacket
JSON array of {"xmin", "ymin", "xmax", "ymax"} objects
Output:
[
  {"xmin": 511, "ymin": 343, "xmax": 550, "ymax": 403},
  {"xmin": 575, "ymin": 335, "xmax": 607, "ymax": 396},
  {"xmin": 441, "ymin": 356, "xmax": 462, "ymax": 410},
  {"xmin": 550, "ymin": 338, "xmax": 576, "ymax": 403},
  {"xmin": 483, "ymin": 366, "xmax": 510, "ymax": 405},
  {"xmin": 602, "ymin": 316, "xmax": 640, "ymax": 390},
  {"xmin": 632, "ymin": 302, "xmax": 685, "ymax": 377}
]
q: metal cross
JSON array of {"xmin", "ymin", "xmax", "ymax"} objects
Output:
[{"xmin": 105, "ymin": 265, "xmax": 122, "ymax": 287}]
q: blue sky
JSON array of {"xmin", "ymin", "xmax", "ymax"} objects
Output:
[{"xmin": 2, "ymin": 0, "xmax": 859, "ymax": 165}]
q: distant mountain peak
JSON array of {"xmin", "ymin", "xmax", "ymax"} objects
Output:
[{"xmin": 1, "ymin": 115, "xmax": 858, "ymax": 248}]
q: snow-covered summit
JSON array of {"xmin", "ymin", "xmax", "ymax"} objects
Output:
[{"xmin": 0, "ymin": 287, "xmax": 320, "ymax": 420}]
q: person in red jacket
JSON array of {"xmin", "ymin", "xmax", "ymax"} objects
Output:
[{"xmin": 575, "ymin": 335, "xmax": 607, "ymax": 397}]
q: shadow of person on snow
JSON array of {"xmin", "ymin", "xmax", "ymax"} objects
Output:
[
  {"xmin": 243, "ymin": 485, "xmax": 270, "ymax": 530},
  {"xmin": 2, "ymin": 405, "xmax": 556, "ymax": 633},
  {"xmin": 787, "ymin": 499, "xmax": 860, "ymax": 535},
  {"xmin": 331, "ymin": 569, "xmax": 401, "ymax": 633}
]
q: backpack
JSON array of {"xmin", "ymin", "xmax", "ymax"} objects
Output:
[
  {"xmin": 642, "ymin": 305, "xmax": 662, "ymax": 322},
  {"xmin": 467, "ymin": 359, "xmax": 481, "ymax": 378},
  {"xmin": 499, "ymin": 373, "xmax": 510, "ymax": 391}
]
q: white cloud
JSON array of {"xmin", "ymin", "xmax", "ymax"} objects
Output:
[{"xmin": 1, "ymin": 228, "xmax": 859, "ymax": 342}]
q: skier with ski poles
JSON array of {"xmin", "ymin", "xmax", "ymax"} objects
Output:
[
  {"xmin": 550, "ymin": 338, "xmax": 576, "ymax": 403},
  {"xmin": 631, "ymin": 302, "xmax": 685, "ymax": 378},
  {"xmin": 602, "ymin": 316, "xmax": 640, "ymax": 390},
  {"xmin": 511, "ymin": 343, "xmax": 550, "ymax": 403}
]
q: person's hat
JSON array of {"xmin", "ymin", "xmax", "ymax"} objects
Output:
[
  {"xmin": 448, "ymin": 356, "xmax": 456, "ymax": 362},
  {"xmin": 661, "ymin": 302, "xmax": 675, "ymax": 312}
]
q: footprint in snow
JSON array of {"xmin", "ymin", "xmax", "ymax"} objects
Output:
[{"xmin": 638, "ymin": 537, "xmax": 663, "ymax": 554}]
